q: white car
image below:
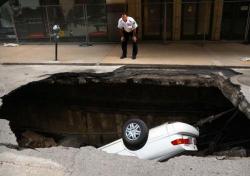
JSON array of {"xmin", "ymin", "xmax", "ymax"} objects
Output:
[{"xmin": 99, "ymin": 119, "xmax": 199, "ymax": 161}]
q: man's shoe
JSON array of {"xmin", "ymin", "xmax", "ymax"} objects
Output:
[
  {"xmin": 132, "ymin": 55, "xmax": 136, "ymax": 60},
  {"xmin": 120, "ymin": 55, "xmax": 126, "ymax": 59}
]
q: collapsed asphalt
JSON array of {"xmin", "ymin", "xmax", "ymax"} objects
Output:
[{"xmin": 0, "ymin": 65, "xmax": 250, "ymax": 176}]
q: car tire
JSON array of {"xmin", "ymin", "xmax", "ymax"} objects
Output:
[{"xmin": 122, "ymin": 119, "xmax": 149, "ymax": 151}]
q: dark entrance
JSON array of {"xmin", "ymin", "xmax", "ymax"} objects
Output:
[
  {"xmin": 181, "ymin": 0, "xmax": 213, "ymax": 40},
  {"xmin": 221, "ymin": 1, "xmax": 250, "ymax": 40},
  {"xmin": 142, "ymin": 0, "xmax": 163, "ymax": 40},
  {"xmin": 142, "ymin": 0, "xmax": 173, "ymax": 40}
]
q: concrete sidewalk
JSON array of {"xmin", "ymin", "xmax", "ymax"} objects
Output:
[{"xmin": 0, "ymin": 43, "xmax": 250, "ymax": 67}]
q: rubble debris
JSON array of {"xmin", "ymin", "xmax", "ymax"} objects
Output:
[
  {"xmin": 18, "ymin": 131, "xmax": 57, "ymax": 148},
  {"xmin": 3, "ymin": 43, "xmax": 19, "ymax": 47},
  {"xmin": 195, "ymin": 108, "xmax": 236, "ymax": 127},
  {"xmin": 240, "ymin": 57, "xmax": 250, "ymax": 61},
  {"xmin": 216, "ymin": 156, "xmax": 226, "ymax": 160},
  {"xmin": 214, "ymin": 147, "xmax": 247, "ymax": 157},
  {"xmin": 208, "ymin": 110, "xmax": 239, "ymax": 153},
  {"xmin": 58, "ymin": 135, "xmax": 86, "ymax": 148}
]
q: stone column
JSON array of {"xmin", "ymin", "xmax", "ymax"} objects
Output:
[
  {"xmin": 211, "ymin": 0, "xmax": 223, "ymax": 40},
  {"xmin": 172, "ymin": 0, "xmax": 182, "ymax": 40}
]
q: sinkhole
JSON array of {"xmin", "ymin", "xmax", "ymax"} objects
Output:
[{"xmin": 0, "ymin": 71, "xmax": 249, "ymax": 156}]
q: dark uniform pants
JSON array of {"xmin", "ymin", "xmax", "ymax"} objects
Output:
[{"xmin": 121, "ymin": 31, "xmax": 138, "ymax": 57}]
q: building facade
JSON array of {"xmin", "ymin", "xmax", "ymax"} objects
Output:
[{"xmin": 0, "ymin": 0, "xmax": 250, "ymax": 43}]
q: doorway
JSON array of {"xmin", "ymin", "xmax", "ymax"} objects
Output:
[
  {"xmin": 181, "ymin": 0, "xmax": 213, "ymax": 40},
  {"xmin": 142, "ymin": 0, "xmax": 173, "ymax": 40},
  {"xmin": 221, "ymin": 1, "xmax": 250, "ymax": 40},
  {"xmin": 142, "ymin": 0, "xmax": 163, "ymax": 40}
]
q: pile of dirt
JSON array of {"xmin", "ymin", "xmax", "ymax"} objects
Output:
[{"xmin": 18, "ymin": 131, "xmax": 57, "ymax": 148}]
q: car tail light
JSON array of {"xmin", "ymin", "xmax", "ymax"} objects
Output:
[{"xmin": 171, "ymin": 138, "xmax": 190, "ymax": 145}]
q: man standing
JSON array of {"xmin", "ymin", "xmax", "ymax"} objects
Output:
[{"xmin": 118, "ymin": 12, "xmax": 138, "ymax": 59}]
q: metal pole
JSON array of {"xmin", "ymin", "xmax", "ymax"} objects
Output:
[
  {"xmin": 85, "ymin": 3, "xmax": 92, "ymax": 46},
  {"xmin": 85, "ymin": 3, "xmax": 89, "ymax": 44},
  {"xmin": 45, "ymin": 6, "xmax": 51, "ymax": 42},
  {"xmin": 163, "ymin": 1, "xmax": 167, "ymax": 43},
  {"xmin": 9, "ymin": 2, "xmax": 19, "ymax": 43},
  {"xmin": 202, "ymin": 2, "xmax": 207, "ymax": 47},
  {"xmin": 55, "ymin": 40, "xmax": 58, "ymax": 61},
  {"xmin": 79, "ymin": 4, "xmax": 86, "ymax": 46},
  {"xmin": 244, "ymin": 4, "xmax": 250, "ymax": 42},
  {"xmin": 53, "ymin": 24, "xmax": 60, "ymax": 61},
  {"xmin": 83, "ymin": 4, "xmax": 87, "ymax": 42},
  {"xmin": 80, "ymin": 3, "xmax": 92, "ymax": 46}
]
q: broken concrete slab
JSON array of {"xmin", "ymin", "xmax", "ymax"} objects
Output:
[
  {"xmin": 0, "ymin": 119, "xmax": 18, "ymax": 147},
  {"xmin": 0, "ymin": 145, "xmax": 250, "ymax": 176},
  {"xmin": 0, "ymin": 150, "xmax": 66, "ymax": 176},
  {"xmin": 0, "ymin": 65, "xmax": 122, "ymax": 98},
  {"xmin": 231, "ymin": 69, "xmax": 250, "ymax": 118}
]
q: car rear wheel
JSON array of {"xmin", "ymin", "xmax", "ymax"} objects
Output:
[{"xmin": 122, "ymin": 119, "xmax": 149, "ymax": 150}]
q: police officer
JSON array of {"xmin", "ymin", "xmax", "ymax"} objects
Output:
[{"xmin": 118, "ymin": 12, "xmax": 138, "ymax": 59}]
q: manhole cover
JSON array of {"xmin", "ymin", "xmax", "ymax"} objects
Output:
[{"xmin": 236, "ymin": 75, "xmax": 250, "ymax": 86}]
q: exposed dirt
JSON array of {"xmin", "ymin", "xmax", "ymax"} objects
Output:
[{"xmin": 18, "ymin": 131, "xmax": 57, "ymax": 148}]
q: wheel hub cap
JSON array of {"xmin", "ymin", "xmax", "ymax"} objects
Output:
[{"xmin": 125, "ymin": 123, "xmax": 141, "ymax": 141}]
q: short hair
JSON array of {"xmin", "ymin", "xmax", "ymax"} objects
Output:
[{"xmin": 121, "ymin": 12, "xmax": 127, "ymax": 16}]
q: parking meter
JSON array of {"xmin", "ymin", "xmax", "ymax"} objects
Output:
[{"xmin": 52, "ymin": 25, "xmax": 60, "ymax": 61}]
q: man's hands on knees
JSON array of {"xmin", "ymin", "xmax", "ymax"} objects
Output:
[
  {"xmin": 121, "ymin": 36, "xmax": 125, "ymax": 42},
  {"xmin": 132, "ymin": 36, "xmax": 137, "ymax": 42},
  {"xmin": 120, "ymin": 35, "xmax": 137, "ymax": 42}
]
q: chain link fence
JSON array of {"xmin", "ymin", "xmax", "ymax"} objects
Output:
[
  {"xmin": 0, "ymin": 0, "xmax": 250, "ymax": 43},
  {"xmin": 0, "ymin": 0, "xmax": 127, "ymax": 43}
]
